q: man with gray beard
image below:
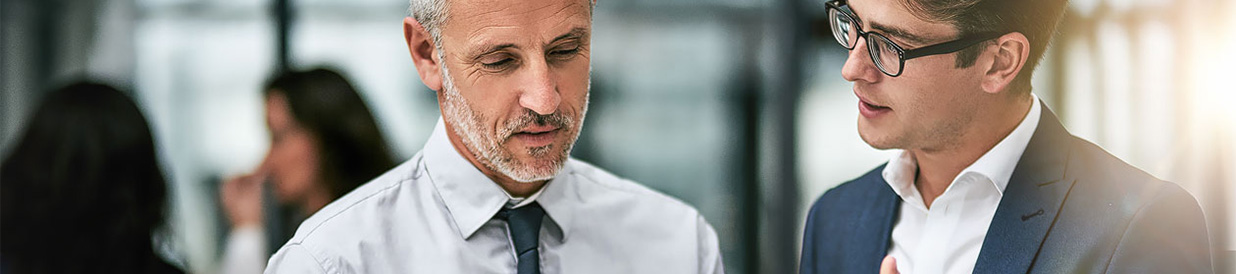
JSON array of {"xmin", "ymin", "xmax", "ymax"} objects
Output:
[{"xmin": 264, "ymin": 0, "xmax": 723, "ymax": 273}]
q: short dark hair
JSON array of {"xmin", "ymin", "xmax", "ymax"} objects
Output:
[
  {"xmin": 263, "ymin": 68, "xmax": 398, "ymax": 199},
  {"xmin": 901, "ymin": 0, "xmax": 1068, "ymax": 93},
  {"xmin": 1, "ymin": 82, "xmax": 183, "ymax": 273}
]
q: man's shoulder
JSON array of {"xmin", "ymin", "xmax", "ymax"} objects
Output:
[
  {"xmin": 1039, "ymin": 135, "xmax": 1206, "ymax": 253},
  {"xmin": 563, "ymin": 158, "xmax": 704, "ymax": 219},
  {"xmin": 1027, "ymin": 135, "xmax": 1211, "ymax": 273},
  {"xmin": 285, "ymin": 154, "xmax": 424, "ymax": 247},
  {"xmin": 800, "ymin": 164, "xmax": 897, "ymax": 274},
  {"xmin": 808, "ymin": 163, "xmax": 891, "ymax": 213},
  {"xmin": 560, "ymin": 158, "xmax": 719, "ymax": 263},
  {"xmin": 267, "ymin": 156, "xmax": 425, "ymax": 273},
  {"xmin": 1065, "ymin": 137, "xmax": 1196, "ymax": 212},
  {"xmin": 802, "ymin": 163, "xmax": 897, "ymax": 237}
]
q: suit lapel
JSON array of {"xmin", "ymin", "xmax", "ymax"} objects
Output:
[
  {"xmin": 850, "ymin": 167, "xmax": 901, "ymax": 273},
  {"xmin": 973, "ymin": 103, "xmax": 1078, "ymax": 273}
]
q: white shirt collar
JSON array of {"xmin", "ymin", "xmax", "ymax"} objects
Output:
[
  {"xmin": 882, "ymin": 94, "xmax": 1042, "ymax": 205},
  {"xmin": 422, "ymin": 118, "xmax": 572, "ymax": 239},
  {"xmin": 505, "ymin": 182, "xmax": 548, "ymax": 209}
]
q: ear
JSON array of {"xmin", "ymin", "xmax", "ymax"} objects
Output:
[
  {"xmin": 404, "ymin": 17, "xmax": 444, "ymax": 93},
  {"xmin": 980, "ymin": 32, "xmax": 1030, "ymax": 94}
]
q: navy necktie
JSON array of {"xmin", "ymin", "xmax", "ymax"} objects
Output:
[{"xmin": 496, "ymin": 202, "xmax": 544, "ymax": 274}]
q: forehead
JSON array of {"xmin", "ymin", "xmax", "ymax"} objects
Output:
[
  {"xmin": 847, "ymin": 0, "xmax": 956, "ymax": 44},
  {"xmin": 441, "ymin": 0, "xmax": 591, "ymax": 45}
]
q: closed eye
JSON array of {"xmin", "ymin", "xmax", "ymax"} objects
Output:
[
  {"xmin": 482, "ymin": 57, "xmax": 515, "ymax": 70},
  {"xmin": 551, "ymin": 48, "xmax": 579, "ymax": 57}
]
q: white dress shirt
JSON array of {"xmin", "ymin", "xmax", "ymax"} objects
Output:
[
  {"xmin": 265, "ymin": 118, "xmax": 724, "ymax": 274},
  {"xmin": 883, "ymin": 95, "xmax": 1041, "ymax": 274},
  {"xmin": 220, "ymin": 225, "xmax": 267, "ymax": 274}
]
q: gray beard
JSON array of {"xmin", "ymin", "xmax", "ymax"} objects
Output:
[{"xmin": 436, "ymin": 53, "xmax": 589, "ymax": 183}]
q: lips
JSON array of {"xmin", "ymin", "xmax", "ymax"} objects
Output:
[
  {"xmin": 855, "ymin": 89, "xmax": 891, "ymax": 118},
  {"xmin": 861, "ymin": 100, "xmax": 889, "ymax": 110},
  {"xmin": 511, "ymin": 125, "xmax": 560, "ymax": 147},
  {"xmin": 517, "ymin": 124, "xmax": 558, "ymax": 134}
]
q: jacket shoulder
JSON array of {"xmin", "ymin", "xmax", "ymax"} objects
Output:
[
  {"xmin": 807, "ymin": 164, "xmax": 889, "ymax": 216},
  {"xmin": 1036, "ymin": 137, "xmax": 1211, "ymax": 273},
  {"xmin": 1066, "ymin": 137, "xmax": 1194, "ymax": 211},
  {"xmin": 800, "ymin": 164, "xmax": 895, "ymax": 274}
]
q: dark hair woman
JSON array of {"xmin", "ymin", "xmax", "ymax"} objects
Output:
[
  {"xmin": 1, "ymin": 82, "xmax": 184, "ymax": 273},
  {"xmin": 219, "ymin": 68, "xmax": 397, "ymax": 273},
  {"xmin": 260, "ymin": 68, "xmax": 398, "ymax": 207}
]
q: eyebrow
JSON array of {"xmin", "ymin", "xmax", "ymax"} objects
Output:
[
  {"xmin": 550, "ymin": 27, "xmax": 589, "ymax": 46},
  {"xmin": 846, "ymin": 4, "xmax": 931, "ymax": 46},
  {"xmin": 869, "ymin": 21, "xmax": 930, "ymax": 46},
  {"xmin": 469, "ymin": 43, "xmax": 518, "ymax": 60},
  {"xmin": 467, "ymin": 27, "xmax": 589, "ymax": 59}
]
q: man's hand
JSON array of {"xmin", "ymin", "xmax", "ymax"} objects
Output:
[{"xmin": 880, "ymin": 255, "xmax": 899, "ymax": 274}]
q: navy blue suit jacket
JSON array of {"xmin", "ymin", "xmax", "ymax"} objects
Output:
[{"xmin": 800, "ymin": 104, "xmax": 1213, "ymax": 273}]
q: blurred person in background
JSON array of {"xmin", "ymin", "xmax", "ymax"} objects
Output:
[
  {"xmin": 263, "ymin": 0, "xmax": 724, "ymax": 273},
  {"xmin": 0, "ymin": 82, "xmax": 185, "ymax": 274},
  {"xmin": 800, "ymin": 0, "xmax": 1212, "ymax": 273},
  {"xmin": 218, "ymin": 68, "xmax": 397, "ymax": 274}
]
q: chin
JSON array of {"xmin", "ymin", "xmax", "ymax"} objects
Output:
[
  {"xmin": 499, "ymin": 149, "xmax": 568, "ymax": 183},
  {"xmin": 506, "ymin": 163, "xmax": 561, "ymax": 183},
  {"xmin": 522, "ymin": 153, "xmax": 567, "ymax": 173},
  {"xmin": 857, "ymin": 124, "xmax": 899, "ymax": 150}
]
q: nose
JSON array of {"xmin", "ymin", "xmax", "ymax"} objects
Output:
[
  {"xmin": 840, "ymin": 36, "xmax": 881, "ymax": 83},
  {"xmin": 257, "ymin": 145, "xmax": 276, "ymax": 175},
  {"xmin": 518, "ymin": 59, "xmax": 561, "ymax": 115}
]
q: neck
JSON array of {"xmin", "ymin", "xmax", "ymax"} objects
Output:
[
  {"xmin": 443, "ymin": 120, "xmax": 547, "ymax": 198},
  {"xmin": 911, "ymin": 95, "xmax": 1033, "ymax": 208},
  {"xmin": 300, "ymin": 185, "xmax": 332, "ymax": 216}
]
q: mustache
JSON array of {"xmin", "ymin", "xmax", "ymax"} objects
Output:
[{"xmin": 498, "ymin": 110, "xmax": 573, "ymax": 139}]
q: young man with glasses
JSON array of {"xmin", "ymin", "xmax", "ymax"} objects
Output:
[{"xmin": 799, "ymin": 0, "xmax": 1213, "ymax": 273}]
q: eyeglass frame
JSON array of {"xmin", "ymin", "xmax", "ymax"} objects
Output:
[{"xmin": 825, "ymin": 0, "xmax": 1004, "ymax": 77}]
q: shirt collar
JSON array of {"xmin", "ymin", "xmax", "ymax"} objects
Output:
[
  {"xmin": 422, "ymin": 118, "xmax": 575, "ymax": 240},
  {"xmin": 536, "ymin": 166, "xmax": 576, "ymax": 240},
  {"xmin": 505, "ymin": 182, "xmax": 548, "ymax": 208},
  {"xmin": 882, "ymin": 94, "xmax": 1042, "ymax": 202},
  {"xmin": 882, "ymin": 151, "xmax": 925, "ymax": 208},
  {"xmin": 966, "ymin": 93, "xmax": 1041, "ymax": 195}
]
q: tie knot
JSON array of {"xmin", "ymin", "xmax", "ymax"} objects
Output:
[
  {"xmin": 497, "ymin": 202, "xmax": 544, "ymax": 274},
  {"xmin": 498, "ymin": 203, "xmax": 545, "ymax": 243},
  {"xmin": 497, "ymin": 202, "xmax": 545, "ymax": 222}
]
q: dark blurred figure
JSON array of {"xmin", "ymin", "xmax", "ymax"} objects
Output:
[
  {"xmin": 1, "ymin": 82, "xmax": 183, "ymax": 274},
  {"xmin": 218, "ymin": 68, "xmax": 397, "ymax": 273}
]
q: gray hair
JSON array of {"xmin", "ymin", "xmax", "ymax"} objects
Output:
[
  {"xmin": 408, "ymin": 0, "xmax": 450, "ymax": 47},
  {"xmin": 409, "ymin": 0, "xmax": 596, "ymax": 47}
]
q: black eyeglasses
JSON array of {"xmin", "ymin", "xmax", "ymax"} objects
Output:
[{"xmin": 825, "ymin": 0, "xmax": 1002, "ymax": 77}]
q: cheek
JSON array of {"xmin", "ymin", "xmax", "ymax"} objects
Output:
[
  {"xmin": 893, "ymin": 73, "xmax": 974, "ymax": 125},
  {"xmin": 272, "ymin": 135, "xmax": 319, "ymax": 193},
  {"xmin": 903, "ymin": 54, "xmax": 959, "ymax": 76},
  {"xmin": 555, "ymin": 62, "xmax": 592, "ymax": 113},
  {"xmin": 907, "ymin": 88, "xmax": 943, "ymax": 120},
  {"xmin": 459, "ymin": 81, "xmax": 519, "ymax": 129},
  {"xmin": 288, "ymin": 137, "xmax": 320, "ymax": 180}
]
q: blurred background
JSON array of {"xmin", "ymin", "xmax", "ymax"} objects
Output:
[{"xmin": 2, "ymin": 0, "xmax": 1234, "ymax": 273}]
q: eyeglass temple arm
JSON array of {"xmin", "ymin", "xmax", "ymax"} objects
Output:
[{"xmin": 903, "ymin": 32, "xmax": 1004, "ymax": 60}]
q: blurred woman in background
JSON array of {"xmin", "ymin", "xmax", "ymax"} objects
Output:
[
  {"xmin": 219, "ymin": 68, "xmax": 397, "ymax": 273},
  {"xmin": 1, "ymin": 82, "xmax": 184, "ymax": 273}
]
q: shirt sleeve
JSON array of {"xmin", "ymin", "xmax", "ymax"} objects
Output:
[
  {"xmin": 265, "ymin": 243, "xmax": 330, "ymax": 274},
  {"xmin": 220, "ymin": 225, "xmax": 268, "ymax": 274},
  {"xmin": 697, "ymin": 214, "xmax": 725, "ymax": 274}
]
